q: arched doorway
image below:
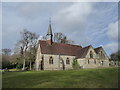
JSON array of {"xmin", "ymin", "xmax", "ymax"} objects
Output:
[
  {"xmin": 62, "ymin": 59, "xmax": 65, "ymax": 70},
  {"xmin": 41, "ymin": 57, "xmax": 44, "ymax": 70}
]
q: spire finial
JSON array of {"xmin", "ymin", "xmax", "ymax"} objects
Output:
[
  {"xmin": 47, "ymin": 17, "xmax": 52, "ymax": 35},
  {"xmin": 46, "ymin": 17, "xmax": 53, "ymax": 45},
  {"xmin": 49, "ymin": 17, "xmax": 51, "ymax": 24}
]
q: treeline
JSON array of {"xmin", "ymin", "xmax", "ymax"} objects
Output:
[
  {"xmin": 1, "ymin": 29, "xmax": 74, "ymax": 70},
  {"xmin": 110, "ymin": 50, "xmax": 120, "ymax": 61},
  {"xmin": 2, "ymin": 29, "xmax": 119, "ymax": 70},
  {"xmin": 1, "ymin": 29, "xmax": 39, "ymax": 70},
  {"xmin": 109, "ymin": 50, "xmax": 120, "ymax": 66}
]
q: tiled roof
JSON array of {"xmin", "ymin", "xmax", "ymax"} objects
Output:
[
  {"xmin": 39, "ymin": 40, "xmax": 98, "ymax": 58},
  {"xmin": 94, "ymin": 47, "xmax": 102, "ymax": 54},
  {"xmin": 39, "ymin": 40, "xmax": 82, "ymax": 57},
  {"xmin": 76, "ymin": 45, "xmax": 91, "ymax": 58}
]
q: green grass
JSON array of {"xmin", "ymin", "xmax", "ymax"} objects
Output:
[{"xmin": 2, "ymin": 67, "xmax": 119, "ymax": 88}]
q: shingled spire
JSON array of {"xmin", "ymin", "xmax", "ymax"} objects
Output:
[
  {"xmin": 46, "ymin": 18, "xmax": 53, "ymax": 45},
  {"xmin": 47, "ymin": 21, "xmax": 52, "ymax": 35}
]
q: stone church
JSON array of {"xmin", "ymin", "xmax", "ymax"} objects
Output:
[{"xmin": 35, "ymin": 23, "xmax": 109, "ymax": 70}]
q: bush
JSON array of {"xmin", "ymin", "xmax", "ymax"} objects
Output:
[
  {"xmin": 16, "ymin": 64, "xmax": 22, "ymax": 69},
  {"xmin": 72, "ymin": 59, "xmax": 81, "ymax": 69}
]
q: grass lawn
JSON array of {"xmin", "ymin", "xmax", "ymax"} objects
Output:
[{"xmin": 2, "ymin": 67, "xmax": 119, "ymax": 88}]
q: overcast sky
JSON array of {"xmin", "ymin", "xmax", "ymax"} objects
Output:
[{"xmin": 1, "ymin": 2, "xmax": 119, "ymax": 56}]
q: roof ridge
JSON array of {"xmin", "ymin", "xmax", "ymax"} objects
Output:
[
  {"xmin": 40, "ymin": 40, "xmax": 82, "ymax": 48},
  {"xmin": 94, "ymin": 46, "xmax": 102, "ymax": 49}
]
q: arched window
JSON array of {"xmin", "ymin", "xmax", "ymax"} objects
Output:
[
  {"xmin": 66, "ymin": 58, "xmax": 70, "ymax": 64},
  {"xmin": 41, "ymin": 56, "xmax": 44, "ymax": 70},
  {"xmin": 49, "ymin": 56, "xmax": 53, "ymax": 64},
  {"xmin": 90, "ymin": 51, "xmax": 93, "ymax": 58}
]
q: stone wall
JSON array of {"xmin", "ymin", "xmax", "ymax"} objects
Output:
[
  {"xmin": 40, "ymin": 54, "xmax": 75, "ymax": 70},
  {"xmin": 77, "ymin": 58, "xmax": 109, "ymax": 68},
  {"xmin": 77, "ymin": 58, "xmax": 97, "ymax": 68},
  {"xmin": 76, "ymin": 46, "xmax": 109, "ymax": 69},
  {"xmin": 43, "ymin": 54, "xmax": 60, "ymax": 70},
  {"xmin": 60, "ymin": 55, "xmax": 75, "ymax": 70},
  {"xmin": 85, "ymin": 47, "xmax": 98, "ymax": 58},
  {"xmin": 35, "ymin": 44, "xmax": 109, "ymax": 70},
  {"xmin": 97, "ymin": 49, "xmax": 109, "ymax": 60}
]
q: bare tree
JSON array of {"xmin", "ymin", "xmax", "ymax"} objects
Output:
[
  {"xmin": 54, "ymin": 32, "xmax": 74, "ymax": 44},
  {"xmin": 15, "ymin": 29, "xmax": 31, "ymax": 70},
  {"xmin": 54, "ymin": 32, "xmax": 63, "ymax": 43},
  {"xmin": 15, "ymin": 29, "xmax": 39, "ymax": 70},
  {"xmin": 28, "ymin": 32, "xmax": 39, "ymax": 70},
  {"xmin": 42, "ymin": 32, "xmax": 74, "ymax": 44},
  {"xmin": 2, "ymin": 49, "xmax": 11, "ymax": 56}
]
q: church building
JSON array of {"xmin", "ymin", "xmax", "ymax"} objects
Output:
[{"xmin": 35, "ymin": 23, "xmax": 109, "ymax": 70}]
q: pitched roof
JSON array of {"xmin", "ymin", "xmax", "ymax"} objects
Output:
[
  {"xmin": 94, "ymin": 47, "xmax": 102, "ymax": 54},
  {"xmin": 39, "ymin": 40, "xmax": 82, "ymax": 57},
  {"xmin": 76, "ymin": 45, "xmax": 91, "ymax": 58},
  {"xmin": 39, "ymin": 40, "xmax": 101, "ymax": 58}
]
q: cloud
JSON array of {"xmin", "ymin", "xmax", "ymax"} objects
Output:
[
  {"xmin": 14, "ymin": 3, "xmax": 73, "ymax": 20},
  {"xmin": 52, "ymin": 2, "xmax": 118, "ymax": 48},
  {"xmin": 103, "ymin": 42, "xmax": 118, "ymax": 55},
  {"xmin": 107, "ymin": 21, "xmax": 118, "ymax": 41},
  {"xmin": 2, "ymin": 2, "xmax": 118, "ymax": 56},
  {"xmin": 51, "ymin": 2, "xmax": 94, "ymax": 46},
  {"xmin": 103, "ymin": 20, "xmax": 119, "ymax": 55},
  {"xmin": 16, "ymin": 3, "xmax": 42, "ymax": 19},
  {"xmin": 53, "ymin": 2, "xmax": 94, "ymax": 33}
]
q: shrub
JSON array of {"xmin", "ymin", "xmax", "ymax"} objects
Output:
[{"xmin": 72, "ymin": 59, "xmax": 81, "ymax": 69}]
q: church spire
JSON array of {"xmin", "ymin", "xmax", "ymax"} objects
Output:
[
  {"xmin": 47, "ymin": 18, "xmax": 52, "ymax": 35},
  {"xmin": 46, "ymin": 17, "xmax": 53, "ymax": 45}
]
